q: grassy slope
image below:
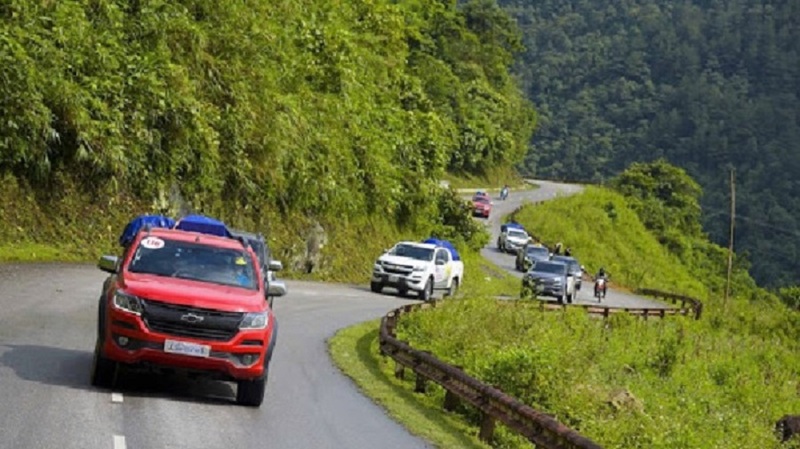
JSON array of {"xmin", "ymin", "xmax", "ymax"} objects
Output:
[{"xmin": 330, "ymin": 185, "xmax": 800, "ymax": 449}]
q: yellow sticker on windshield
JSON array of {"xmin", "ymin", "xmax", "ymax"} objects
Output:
[{"xmin": 235, "ymin": 257, "xmax": 247, "ymax": 265}]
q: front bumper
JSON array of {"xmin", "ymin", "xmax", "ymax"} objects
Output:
[
  {"xmin": 371, "ymin": 271, "xmax": 428, "ymax": 292},
  {"xmin": 102, "ymin": 307, "xmax": 274, "ymax": 381},
  {"xmin": 523, "ymin": 277, "xmax": 565, "ymax": 298}
]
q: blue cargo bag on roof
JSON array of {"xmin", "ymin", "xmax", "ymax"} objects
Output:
[
  {"xmin": 174, "ymin": 214, "xmax": 232, "ymax": 238},
  {"xmin": 119, "ymin": 215, "xmax": 176, "ymax": 247},
  {"xmin": 422, "ymin": 238, "xmax": 461, "ymax": 261}
]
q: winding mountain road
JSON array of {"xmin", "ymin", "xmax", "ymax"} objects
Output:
[
  {"xmin": 478, "ymin": 180, "xmax": 668, "ymax": 308},
  {"xmin": 0, "ymin": 181, "xmax": 668, "ymax": 449}
]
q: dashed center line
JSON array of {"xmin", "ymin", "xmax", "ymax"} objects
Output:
[
  {"xmin": 111, "ymin": 392, "xmax": 124, "ymax": 403},
  {"xmin": 113, "ymin": 435, "xmax": 126, "ymax": 449}
]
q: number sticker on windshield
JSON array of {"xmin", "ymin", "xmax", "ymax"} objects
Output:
[{"xmin": 141, "ymin": 236, "xmax": 165, "ymax": 250}]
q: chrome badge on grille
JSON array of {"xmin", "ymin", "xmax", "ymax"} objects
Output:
[{"xmin": 180, "ymin": 313, "xmax": 205, "ymax": 324}]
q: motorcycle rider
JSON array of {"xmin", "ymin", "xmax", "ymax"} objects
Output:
[
  {"xmin": 594, "ymin": 267, "xmax": 608, "ymax": 296},
  {"xmin": 500, "ymin": 184, "xmax": 509, "ymax": 200},
  {"xmin": 564, "ymin": 247, "xmax": 572, "ymax": 257}
]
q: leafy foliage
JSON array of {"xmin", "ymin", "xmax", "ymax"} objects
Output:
[
  {"xmin": 0, "ymin": 0, "xmax": 533, "ymax": 279},
  {"xmin": 397, "ymin": 297, "xmax": 800, "ymax": 449},
  {"xmin": 500, "ymin": 0, "xmax": 800, "ymax": 287}
]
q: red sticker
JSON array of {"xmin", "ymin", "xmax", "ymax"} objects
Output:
[{"xmin": 141, "ymin": 236, "xmax": 165, "ymax": 249}]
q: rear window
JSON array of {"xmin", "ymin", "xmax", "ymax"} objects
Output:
[
  {"xmin": 533, "ymin": 262, "xmax": 566, "ymax": 274},
  {"xmin": 527, "ymin": 246, "xmax": 549, "ymax": 256},
  {"xmin": 127, "ymin": 236, "xmax": 258, "ymax": 290}
]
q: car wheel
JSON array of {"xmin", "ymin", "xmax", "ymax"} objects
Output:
[
  {"xmin": 236, "ymin": 373, "xmax": 267, "ymax": 407},
  {"xmin": 418, "ymin": 278, "xmax": 433, "ymax": 302},
  {"xmin": 370, "ymin": 282, "xmax": 382, "ymax": 294},
  {"xmin": 267, "ymin": 296, "xmax": 274, "ymax": 309},
  {"xmin": 446, "ymin": 278, "xmax": 459, "ymax": 298},
  {"xmin": 90, "ymin": 343, "xmax": 117, "ymax": 389}
]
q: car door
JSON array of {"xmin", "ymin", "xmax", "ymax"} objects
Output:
[{"xmin": 433, "ymin": 249, "xmax": 450, "ymax": 288}]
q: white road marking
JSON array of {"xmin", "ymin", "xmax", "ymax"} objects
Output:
[
  {"xmin": 111, "ymin": 392, "xmax": 123, "ymax": 403},
  {"xmin": 113, "ymin": 435, "xmax": 126, "ymax": 449}
]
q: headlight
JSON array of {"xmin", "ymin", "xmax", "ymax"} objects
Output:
[
  {"xmin": 240, "ymin": 311, "xmax": 270, "ymax": 330},
  {"xmin": 113, "ymin": 291, "xmax": 143, "ymax": 315},
  {"xmin": 373, "ymin": 263, "xmax": 382, "ymax": 271}
]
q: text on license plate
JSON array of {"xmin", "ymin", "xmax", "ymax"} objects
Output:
[{"xmin": 164, "ymin": 339, "xmax": 211, "ymax": 358}]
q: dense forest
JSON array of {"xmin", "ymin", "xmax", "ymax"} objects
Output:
[
  {"xmin": 0, "ymin": 0, "xmax": 531, "ymax": 275},
  {"xmin": 500, "ymin": 0, "xmax": 800, "ymax": 288}
]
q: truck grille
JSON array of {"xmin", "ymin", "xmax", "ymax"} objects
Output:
[
  {"xmin": 141, "ymin": 300, "xmax": 244, "ymax": 342},
  {"xmin": 382, "ymin": 263, "xmax": 414, "ymax": 275}
]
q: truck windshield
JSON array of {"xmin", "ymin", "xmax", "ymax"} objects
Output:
[
  {"xmin": 127, "ymin": 237, "xmax": 258, "ymax": 290},
  {"xmin": 391, "ymin": 244, "xmax": 435, "ymax": 261}
]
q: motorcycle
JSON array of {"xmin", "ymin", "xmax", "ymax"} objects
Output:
[{"xmin": 594, "ymin": 277, "xmax": 607, "ymax": 302}]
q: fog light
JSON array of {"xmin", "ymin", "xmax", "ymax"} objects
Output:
[
  {"xmin": 117, "ymin": 336, "xmax": 129, "ymax": 347},
  {"xmin": 240, "ymin": 354, "xmax": 258, "ymax": 366}
]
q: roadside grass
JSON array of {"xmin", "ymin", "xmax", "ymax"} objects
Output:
[
  {"xmin": 0, "ymin": 242, "xmax": 86, "ymax": 263},
  {"xmin": 460, "ymin": 248, "xmax": 520, "ymax": 298},
  {"xmin": 328, "ymin": 320, "xmax": 491, "ymax": 449}
]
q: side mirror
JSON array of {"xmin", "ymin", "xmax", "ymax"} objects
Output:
[
  {"xmin": 98, "ymin": 255, "xmax": 119, "ymax": 274},
  {"xmin": 267, "ymin": 280, "xmax": 288, "ymax": 298},
  {"xmin": 435, "ymin": 259, "xmax": 446, "ymax": 266},
  {"xmin": 268, "ymin": 259, "xmax": 283, "ymax": 272}
]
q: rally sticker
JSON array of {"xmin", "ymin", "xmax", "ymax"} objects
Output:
[{"xmin": 141, "ymin": 236, "xmax": 165, "ymax": 249}]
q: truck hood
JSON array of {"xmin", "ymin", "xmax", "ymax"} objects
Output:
[
  {"xmin": 120, "ymin": 272, "xmax": 265, "ymax": 313},
  {"xmin": 378, "ymin": 254, "xmax": 430, "ymax": 269}
]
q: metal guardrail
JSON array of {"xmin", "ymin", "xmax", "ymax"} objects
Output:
[{"xmin": 379, "ymin": 290, "xmax": 705, "ymax": 448}]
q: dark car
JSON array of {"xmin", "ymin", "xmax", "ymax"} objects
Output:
[
  {"xmin": 516, "ymin": 243, "xmax": 551, "ymax": 272},
  {"xmin": 228, "ymin": 229, "xmax": 288, "ymax": 308},
  {"xmin": 551, "ymin": 255, "xmax": 583, "ymax": 290}
]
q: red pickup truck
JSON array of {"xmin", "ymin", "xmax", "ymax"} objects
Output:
[{"xmin": 91, "ymin": 220, "xmax": 278, "ymax": 407}]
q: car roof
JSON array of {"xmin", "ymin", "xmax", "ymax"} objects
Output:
[
  {"xmin": 396, "ymin": 241, "xmax": 438, "ymax": 250},
  {"xmin": 142, "ymin": 227, "xmax": 249, "ymax": 251}
]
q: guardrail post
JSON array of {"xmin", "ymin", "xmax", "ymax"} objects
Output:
[
  {"xmin": 415, "ymin": 374, "xmax": 427, "ymax": 393},
  {"xmin": 443, "ymin": 390, "xmax": 460, "ymax": 411},
  {"xmin": 394, "ymin": 361, "xmax": 405, "ymax": 380},
  {"xmin": 478, "ymin": 413, "xmax": 496, "ymax": 442}
]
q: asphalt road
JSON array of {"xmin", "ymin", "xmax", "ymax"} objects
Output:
[
  {"xmin": 0, "ymin": 180, "xmax": 667, "ymax": 449},
  {"xmin": 477, "ymin": 180, "xmax": 669, "ymax": 309},
  {"xmin": 0, "ymin": 263, "xmax": 431, "ymax": 449}
]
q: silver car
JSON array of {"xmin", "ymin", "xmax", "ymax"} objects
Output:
[{"xmin": 521, "ymin": 260, "xmax": 576, "ymax": 304}]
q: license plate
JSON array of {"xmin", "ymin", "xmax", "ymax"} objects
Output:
[
  {"xmin": 388, "ymin": 275, "xmax": 399, "ymax": 283},
  {"xmin": 164, "ymin": 339, "xmax": 211, "ymax": 358}
]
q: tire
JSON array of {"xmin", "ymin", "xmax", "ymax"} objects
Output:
[
  {"xmin": 90, "ymin": 343, "xmax": 117, "ymax": 389},
  {"xmin": 236, "ymin": 374, "xmax": 267, "ymax": 407},
  {"xmin": 268, "ymin": 296, "xmax": 274, "ymax": 309},
  {"xmin": 418, "ymin": 278, "xmax": 433, "ymax": 302},
  {"xmin": 370, "ymin": 282, "xmax": 382, "ymax": 294},
  {"xmin": 567, "ymin": 293, "xmax": 573, "ymax": 304},
  {"xmin": 446, "ymin": 278, "xmax": 459, "ymax": 297},
  {"xmin": 497, "ymin": 238, "xmax": 502, "ymax": 250}
]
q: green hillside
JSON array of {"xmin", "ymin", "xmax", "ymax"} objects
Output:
[
  {"xmin": 0, "ymin": 0, "xmax": 533, "ymax": 281},
  {"xmin": 394, "ymin": 171, "xmax": 800, "ymax": 448}
]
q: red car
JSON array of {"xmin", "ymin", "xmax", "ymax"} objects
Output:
[
  {"xmin": 472, "ymin": 193, "xmax": 492, "ymax": 218},
  {"xmin": 91, "ymin": 221, "xmax": 278, "ymax": 407}
]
